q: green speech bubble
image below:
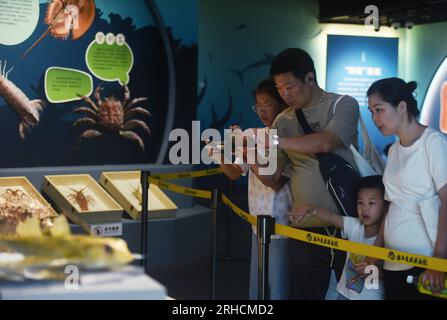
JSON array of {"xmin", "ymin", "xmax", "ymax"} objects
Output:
[
  {"xmin": 45, "ymin": 67, "xmax": 93, "ymax": 104},
  {"xmin": 85, "ymin": 33, "xmax": 134, "ymax": 85}
]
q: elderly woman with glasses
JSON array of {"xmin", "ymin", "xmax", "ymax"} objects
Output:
[{"xmin": 209, "ymin": 78, "xmax": 292, "ymax": 299}]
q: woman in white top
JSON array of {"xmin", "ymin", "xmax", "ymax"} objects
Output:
[
  {"xmin": 209, "ymin": 78, "xmax": 292, "ymax": 299},
  {"xmin": 367, "ymin": 78, "xmax": 447, "ymax": 299}
]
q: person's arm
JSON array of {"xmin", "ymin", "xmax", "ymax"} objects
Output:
[
  {"xmin": 249, "ymin": 163, "xmax": 283, "ymax": 187},
  {"xmin": 208, "ymin": 145, "xmax": 244, "ymax": 180},
  {"xmin": 250, "ymin": 167, "xmax": 288, "ymax": 192},
  {"xmin": 354, "ymin": 207, "xmax": 387, "ymax": 277},
  {"xmin": 220, "ymin": 163, "xmax": 244, "ymax": 180},
  {"xmin": 421, "ymin": 184, "xmax": 447, "ymax": 294},
  {"xmin": 278, "ymin": 130, "xmax": 343, "ymax": 155},
  {"xmin": 268, "ymin": 175, "xmax": 289, "ymax": 192},
  {"xmin": 246, "ymin": 134, "xmax": 287, "ymax": 188},
  {"xmin": 280, "ymin": 95, "xmax": 359, "ymax": 155},
  {"xmin": 289, "ymin": 204, "xmax": 343, "ymax": 229},
  {"xmin": 234, "ymin": 133, "xmax": 288, "ymax": 190},
  {"xmin": 373, "ymin": 211, "xmax": 386, "ymax": 248}
]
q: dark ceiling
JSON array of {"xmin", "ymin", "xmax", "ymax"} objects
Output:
[{"xmin": 318, "ymin": 0, "xmax": 447, "ymax": 29}]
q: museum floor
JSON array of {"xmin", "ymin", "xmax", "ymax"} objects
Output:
[
  {"xmin": 148, "ymin": 181, "xmax": 252, "ymax": 300},
  {"xmin": 145, "ymin": 179, "xmax": 339, "ymax": 301}
]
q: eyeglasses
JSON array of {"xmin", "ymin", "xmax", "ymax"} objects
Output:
[{"xmin": 251, "ymin": 104, "xmax": 274, "ymax": 113}]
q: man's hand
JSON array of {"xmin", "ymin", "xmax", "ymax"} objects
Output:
[{"xmin": 206, "ymin": 144, "xmax": 223, "ymax": 163}]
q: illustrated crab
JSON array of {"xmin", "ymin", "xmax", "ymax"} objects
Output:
[{"xmin": 72, "ymin": 85, "xmax": 151, "ymax": 151}]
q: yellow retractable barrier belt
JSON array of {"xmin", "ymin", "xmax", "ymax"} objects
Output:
[
  {"xmin": 275, "ymin": 224, "xmax": 447, "ymax": 272},
  {"xmin": 221, "ymin": 194, "xmax": 256, "ymax": 226},
  {"xmin": 149, "ymin": 178, "xmax": 212, "ymax": 200},
  {"xmin": 222, "ymin": 194, "xmax": 447, "ymax": 272},
  {"xmin": 151, "ymin": 168, "xmax": 222, "ymax": 181},
  {"xmin": 148, "ymin": 168, "xmax": 447, "ymax": 272}
]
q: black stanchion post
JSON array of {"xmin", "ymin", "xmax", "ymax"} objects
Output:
[
  {"xmin": 224, "ymin": 179, "xmax": 232, "ymax": 258},
  {"xmin": 222, "ymin": 179, "xmax": 243, "ymax": 261},
  {"xmin": 210, "ymin": 189, "xmax": 219, "ymax": 300},
  {"xmin": 140, "ymin": 170, "xmax": 150, "ymax": 274},
  {"xmin": 257, "ymin": 215, "xmax": 275, "ymax": 300}
]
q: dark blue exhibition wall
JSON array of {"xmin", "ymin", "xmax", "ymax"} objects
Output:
[
  {"xmin": 3, "ymin": 0, "xmax": 447, "ymax": 169},
  {"xmin": 0, "ymin": 0, "xmax": 198, "ymax": 168},
  {"xmin": 198, "ymin": 0, "xmax": 447, "ymax": 157}
]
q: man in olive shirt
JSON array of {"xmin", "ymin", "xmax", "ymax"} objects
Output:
[{"xmin": 257, "ymin": 48, "xmax": 359, "ymax": 299}]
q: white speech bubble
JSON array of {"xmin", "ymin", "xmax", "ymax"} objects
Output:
[
  {"xmin": 0, "ymin": 0, "xmax": 40, "ymax": 46},
  {"xmin": 95, "ymin": 32, "xmax": 105, "ymax": 44},
  {"xmin": 116, "ymin": 33, "xmax": 125, "ymax": 46},
  {"xmin": 106, "ymin": 32, "xmax": 115, "ymax": 45}
]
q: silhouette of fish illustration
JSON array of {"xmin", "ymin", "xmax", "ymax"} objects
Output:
[
  {"xmin": 208, "ymin": 88, "xmax": 242, "ymax": 131},
  {"xmin": 228, "ymin": 53, "xmax": 275, "ymax": 86},
  {"xmin": 232, "ymin": 24, "xmax": 247, "ymax": 32}
]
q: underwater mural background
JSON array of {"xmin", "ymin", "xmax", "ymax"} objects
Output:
[{"xmin": 0, "ymin": 0, "xmax": 198, "ymax": 167}]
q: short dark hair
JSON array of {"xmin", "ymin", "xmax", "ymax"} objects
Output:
[
  {"xmin": 252, "ymin": 78, "xmax": 285, "ymax": 106},
  {"xmin": 367, "ymin": 77, "xmax": 419, "ymax": 122},
  {"xmin": 270, "ymin": 48, "xmax": 316, "ymax": 82},
  {"xmin": 357, "ymin": 175, "xmax": 385, "ymax": 198}
]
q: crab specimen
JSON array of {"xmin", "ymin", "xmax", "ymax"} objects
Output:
[
  {"xmin": 0, "ymin": 189, "xmax": 56, "ymax": 234},
  {"xmin": 72, "ymin": 85, "xmax": 151, "ymax": 151}
]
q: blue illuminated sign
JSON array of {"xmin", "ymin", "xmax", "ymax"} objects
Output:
[{"xmin": 326, "ymin": 35, "xmax": 398, "ymax": 154}]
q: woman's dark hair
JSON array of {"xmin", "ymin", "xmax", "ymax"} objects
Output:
[
  {"xmin": 252, "ymin": 78, "xmax": 285, "ymax": 107},
  {"xmin": 367, "ymin": 77, "xmax": 419, "ymax": 122},
  {"xmin": 357, "ymin": 175, "xmax": 385, "ymax": 198},
  {"xmin": 270, "ymin": 48, "xmax": 316, "ymax": 83}
]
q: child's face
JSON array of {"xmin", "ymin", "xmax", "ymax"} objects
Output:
[
  {"xmin": 357, "ymin": 188, "xmax": 386, "ymax": 226},
  {"xmin": 254, "ymin": 92, "xmax": 283, "ymax": 127}
]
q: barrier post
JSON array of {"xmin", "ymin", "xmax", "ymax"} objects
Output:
[
  {"xmin": 222, "ymin": 180, "xmax": 243, "ymax": 261},
  {"xmin": 257, "ymin": 215, "xmax": 275, "ymax": 300},
  {"xmin": 140, "ymin": 170, "xmax": 150, "ymax": 274},
  {"xmin": 224, "ymin": 179, "xmax": 232, "ymax": 259},
  {"xmin": 210, "ymin": 189, "xmax": 219, "ymax": 300}
]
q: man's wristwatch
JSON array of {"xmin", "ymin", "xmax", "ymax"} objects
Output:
[{"xmin": 272, "ymin": 134, "xmax": 281, "ymax": 146}]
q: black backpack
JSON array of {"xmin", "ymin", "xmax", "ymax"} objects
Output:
[{"xmin": 295, "ymin": 99, "xmax": 360, "ymax": 218}]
